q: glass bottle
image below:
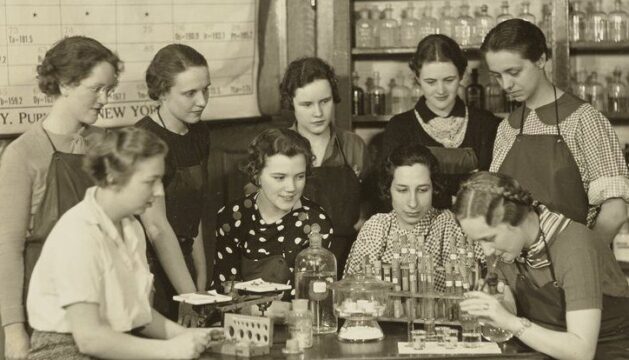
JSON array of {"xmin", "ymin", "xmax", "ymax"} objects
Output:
[
  {"xmin": 455, "ymin": 3, "xmax": 476, "ymax": 46},
  {"xmin": 475, "ymin": 4, "xmax": 495, "ymax": 45},
  {"xmin": 287, "ymin": 299, "xmax": 313, "ymax": 349},
  {"xmin": 496, "ymin": 1, "xmax": 514, "ymax": 24},
  {"xmin": 370, "ymin": 6, "xmax": 381, "ymax": 48},
  {"xmin": 587, "ymin": 71, "xmax": 607, "ymax": 111},
  {"xmin": 608, "ymin": 0, "xmax": 628, "ymax": 42},
  {"xmin": 588, "ymin": 0, "xmax": 608, "ymax": 42},
  {"xmin": 400, "ymin": 2, "xmax": 420, "ymax": 48},
  {"xmin": 351, "ymin": 72, "xmax": 364, "ymax": 116},
  {"xmin": 391, "ymin": 73, "xmax": 411, "ymax": 114},
  {"xmin": 294, "ymin": 228, "xmax": 338, "ymax": 334},
  {"xmin": 418, "ymin": 5, "xmax": 438, "ymax": 43},
  {"xmin": 539, "ymin": 4, "xmax": 553, "ymax": 42},
  {"xmin": 364, "ymin": 77, "xmax": 374, "ymax": 115},
  {"xmin": 369, "ymin": 72, "xmax": 387, "ymax": 115},
  {"xmin": 517, "ymin": 1, "xmax": 536, "ymax": 23},
  {"xmin": 481, "ymin": 274, "xmax": 514, "ymax": 342},
  {"xmin": 485, "ymin": 75, "xmax": 505, "ymax": 113},
  {"xmin": 570, "ymin": 1, "xmax": 588, "ymax": 42},
  {"xmin": 608, "ymin": 67, "xmax": 628, "ymax": 113},
  {"xmin": 355, "ymin": 8, "xmax": 376, "ymax": 48},
  {"xmin": 466, "ymin": 68, "xmax": 484, "ymax": 110},
  {"xmin": 439, "ymin": 3, "xmax": 456, "ymax": 38},
  {"xmin": 379, "ymin": 4, "xmax": 399, "ymax": 48}
]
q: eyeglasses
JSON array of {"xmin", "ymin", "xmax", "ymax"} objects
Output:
[{"xmin": 83, "ymin": 83, "xmax": 117, "ymax": 97}]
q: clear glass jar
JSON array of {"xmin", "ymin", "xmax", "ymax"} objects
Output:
[
  {"xmin": 608, "ymin": 67, "xmax": 628, "ymax": 113},
  {"xmin": 439, "ymin": 3, "xmax": 456, "ymax": 38},
  {"xmin": 575, "ymin": 70, "xmax": 588, "ymax": 101},
  {"xmin": 418, "ymin": 5, "xmax": 438, "ymax": 43},
  {"xmin": 379, "ymin": 4, "xmax": 399, "ymax": 47},
  {"xmin": 287, "ymin": 299, "xmax": 313, "ymax": 349},
  {"xmin": 391, "ymin": 73, "xmax": 411, "ymax": 114},
  {"xmin": 587, "ymin": 71, "xmax": 607, "ymax": 111},
  {"xmin": 400, "ymin": 2, "xmax": 420, "ymax": 48},
  {"xmin": 355, "ymin": 8, "xmax": 376, "ymax": 48},
  {"xmin": 455, "ymin": 4, "xmax": 475, "ymax": 46},
  {"xmin": 517, "ymin": 1, "xmax": 536, "ymax": 23},
  {"xmin": 370, "ymin": 6, "xmax": 381, "ymax": 48},
  {"xmin": 475, "ymin": 4, "xmax": 495, "ymax": 45},
  {"xmin": 294, "ymin": 228, "xmax": 338, "ymax": 334},
  {"xmin": 588, "ymin": 0, "xmax": 608, "ymax": 42},
  {"xmin": 496, "ymin": 1, "xmax": 514, "ymax": 24},
  {"xmin": 570, "ymin": 1, "xmax": 587, "ymax": 42},
  {"xmin": 608, "ymin": 0, "xmax": 628, "ymax": 42}
]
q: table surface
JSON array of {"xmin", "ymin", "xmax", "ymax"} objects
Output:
[{"xmin": 199, "ymin": 323, "xmax": 548, "ymax": 360}]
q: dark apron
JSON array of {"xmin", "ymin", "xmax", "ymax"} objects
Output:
[
  {"xmin": 303, "ymin": 135, "xmax": 361, "ymax": 276},
  {"xmin": 25, "ymin": 130, "xmax": 93, "ymax": 299},
  {"xmin": 514, "ymin": 232, "xmax": 629, "ymax": 359},
  {"xmin": 427, "ymin": 146, "xmax": 479, "ymax": 209},
  {"xmin": 148, "ymin": 127, "xmax": 204, "ymax": 321},
  {"xmin": 498, "ymin": 88, "xmax": 588, "ymax": 224}
]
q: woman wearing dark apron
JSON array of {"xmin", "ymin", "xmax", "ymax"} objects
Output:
[
  {"xmin": 280, "ymin": 57, "xmax": 369, "ymax": 276},
  {"xmin": 383, "ymin": 34, "xmax": 501, "ymax": 209},
  {"xmin": 457, "ymin": 172, "xmax": 629, "ymax": 360},
  {"xmin": 136, "ymin": 44, "xmax": 210, "ymax": 322},
  {"xmin": 0, "ymin": 37, "xmax": 121, "ymax": 359},
  {"xmin": 483, "ymin": 19, "xmax": 629, "ymax": 244}
]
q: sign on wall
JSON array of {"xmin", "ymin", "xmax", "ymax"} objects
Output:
[{"xmin": 0, "ymin": 0, "xmax": 260, "ymax": 135}]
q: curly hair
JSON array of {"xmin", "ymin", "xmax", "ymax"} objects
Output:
[
  {"xmin": 36, "ymin": 36, "xmax": 122, "ymax": 96},
  {"xmin": 453, "ymin": 171, "xmax": 536, "ymax": 227},
  {"xmin": 243, "ymin": 128, "xmax": 314, "ymax": 185},
  {"xmin": 83, "ymin": 127, "xmax": 168, "ymax": 187},
  {"xmin": 378, "ymin": 143, "xmax": 442, "ymax": 202},
  {"xmin": 279, "ymin": 57, "xmax": 341, "ymax": 110},
  {"xmin": 480, "ymin": 18, "xmax": 550, "ymax": 63},
  {"xmin": 146, "ymin": 44, "xmax": 208, "ymax": 100},
  {"xmin": 409, "ymin": 34, "xmax": 468, "ymax": 78}
]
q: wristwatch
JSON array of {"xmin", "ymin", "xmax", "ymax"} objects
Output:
[{"xmin": 513, "ymin": 317, "xmax": 532, "ymax": 338}]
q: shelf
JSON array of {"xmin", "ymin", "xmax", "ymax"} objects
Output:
[
  {"xmin": 570, "ymin": 41, "xmax": 629, "ymax": 54},
  {"xmin": 352, "ymin": 45, "xmax": 482, "ymax": 58},
  {"xmin": 605, "ymin": 112, "xmax": 629, "ymax": 123}
]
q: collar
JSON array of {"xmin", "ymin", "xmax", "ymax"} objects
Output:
[
  {"xmin": 516, "ymin": 204, "xmax": 571, "ymax": 269},
  {"xmin": 507, "ymin": 92, "xmax": 584, "ymax": 128},
  {"xmin": 415, "ymin": 96, "xmax": 466, "ymax": 123}
]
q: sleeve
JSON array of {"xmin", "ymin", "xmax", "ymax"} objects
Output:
[
  {"xmin": 51, "ymin": 226, "xmax": 103, "ymax": 307},
  {"xmin": 343, "ymin": 215, "xmax": 387, "ymax": 277},
  {"xmin": 211, "ymin": 205, "xmax": 242, "ymax": 289},
  {"xmin": 428, "ymin": 211, "xmax": 465, "ymax": 293},
  {"xmin": 488, "ymin": 119, "xmax": 514, "ymax": 172},
  {"xmin": 555, "ymin": 238, "xmax": 602, "ymax": 311},
  {"xmin": 575, "ymin": 106, "xmax": 629, "ymax": 205},
  {"xmin": 0, "ymin": 144, "xmax": 34, "ymax": 325}
]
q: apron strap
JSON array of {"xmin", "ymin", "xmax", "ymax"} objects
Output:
[
  {"xmin": 520, "ymin": 86, "xmax": 561, "ymax": 137},
  {"xmin": 334, "ymin": 134, "xmax": 352, "ymax": 169},
  {"xmin": 41, "ymin": 128, "xmax": 58, "ymax": 152}
]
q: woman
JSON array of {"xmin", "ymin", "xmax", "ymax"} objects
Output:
[
  {"xmin": 483, "ymin": 19, "xmax": 629, "ymax": 244},
  {"xmin": 135, "ymin": 44, "xmax": 210, "ymax": 321},
  {"xmin": 382, "ymin": 34, "xmax": 501, "ymax": 209},
  {"xmin": 456, "ymin": 172, "xmax": 629, "ymax": 360},
  {"xmin": 26, "ymin": 127, "xmax": 222, "ymax": 359},
  {"xmin": 344, "ymin": 143, "xmax": 484, "ymax": 292},
  {"xmin": 212, "ymin": 128, "xmax": 333, "ymax": 297},
  {"xmin": 0, "ymin": 36, "xmax": 121, "ymax": 358},
  {"xmin": 279, "ymin": 57, "xmax": 369, "ymax": 275}
]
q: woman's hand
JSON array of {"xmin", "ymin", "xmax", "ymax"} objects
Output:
[
  {"xmin": 167, "ymin": 328, "xmax": 222, "ymax": 359},
  {"xmin": 460, "ymin": 291, "xmax": 519, "ymax": 331}
]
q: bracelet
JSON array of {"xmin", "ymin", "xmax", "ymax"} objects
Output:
[{"xmin": 513, "ymin": 317, "xmax": 532, "ymax": 338}]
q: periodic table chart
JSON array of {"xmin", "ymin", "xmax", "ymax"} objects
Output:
[{"xmin": 0, "ymin": 0, "xmax": 260, "ymax": 135}]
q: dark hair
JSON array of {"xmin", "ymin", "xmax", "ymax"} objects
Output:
[
  {"xmin": 146, "ymin": 44, "xmax": 209, "ymax": 100},
  {"xmin": 279, "ymin": 57, "xmax": 341, "ymax": 110},
  {"xmin": 244, "ymin": 128, "xmax": 314, "ymax": 185},
  {"xmin": 83, "ymin": 127, "xmax": 168, "ymax": 187},
  {"xmin": 379, "ymin": 143, "xmax": 441, "ymax": 202},
  {"xmin": 36, "ymin": 36, "xmax": 122, "ymax": 96},
  {"xmin": 409, "ymin": 34, "xmax": 468, "ymax": 78},
  {"xmin": 453, "ymin": 171, "xmax": 536, "ymax": 227},
  {"xmin": 480, "ymin": 19, "xmax": 550, "ymax": 62}
]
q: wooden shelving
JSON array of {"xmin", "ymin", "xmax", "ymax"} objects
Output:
[{"xmin": 570, "ymin": 41, "xmax": 629, "ymax": 54}]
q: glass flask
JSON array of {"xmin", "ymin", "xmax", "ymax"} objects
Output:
[
  {"xmin": 418, "ymin": 5, "xmax": 438, "ymax": 43},
  {"xmin": 294, "ymin": 228, "xmax": 338, "ymax": 334},
  {"xmin": 369, "ymin": 72, "xmax": 387, "ymax": 115},
  {"xmin": 466, "ymin": 68, "xmax": 484, "ymax": 110},
  {"xmin": 400, "ymin": 2, "xmax": 420, "ymax": 48},
  {"xmin": 485, "ymin": 75, "xmax": 505, "ymax": 113},
  {"xmin": 475, "ymin": 4, "xmax": 495, "ymax": 45},
  {"xmin": 587, "ymin": 71, "xmax": 607, "ymax": 111},
  {"xmin": 455, "ymin": 3, "xmax": 476, "ymax": 46},
  {"xmin": 570, "ymin": 1, "xmax": 588, "ymax": 42},
  {"xmin": 496, "ymin": 1, "xmax": 514, "ymax": 24},
  {"xmin": 608, "ymin": 67, "xmax": 628, "ymax": 113},
  {"xmin": 352, "ymin": 72, "xmax": 365, "ymax": 116},
  {"xmin": 588, "ymin": 0, "xmax": 608, "ymax": 42},
  {"xmin": 481, "ymin": 274, "xmax": 514, "ymax": 342},
  {"xmin": 391, "ymin": 73, "xmax": 411, "ymax": 114},
  {"xmin": 355, "ymin": 8, "xmax": 376, "ymax": 48},
  {"xmin": 517, "ymin": 1, "xmax": 536, "ymax": 23},
  {"xmin": 575, "ymin": 70, "xmax": 588, "ymax": 101},
  {"xmin": 379, "ymin": 4, "xmax": 399, "ymax": 47},
  {"xmin": 439, "ymin": 3, "xmax": 456, "ymax": 38},
  {"xmin": 608, "ymin": 0, "xmax": 628, "ymax": 42}
]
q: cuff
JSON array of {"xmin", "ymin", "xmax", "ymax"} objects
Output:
[
  {"xmin": 588, "ymin": 176, "xmax": 629, "ymax": 206},
  {"xmin": 1, "ymin": 304, "xmax": 26, "ymax": 327}
]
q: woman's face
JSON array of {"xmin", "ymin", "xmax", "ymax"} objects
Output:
[
  {"xmin": 390, "ymin": 163, "xmax": 433, "ymax": 230},
  {"xmin": 458, "ymin": 216, "xmax": 526, "ymax": 264},
  {"xmin": 485, "ymin": 50, "xmax": 544, "ymax": 103},
  {"xmin": 257, "ymin": 153, "xmax": 307, "ymax": 215},
  {"xmin": 61, "ymin": 61, "xmax": 117, "ymax": 126},
  {"xmin": 417, "ymin": 61, "xmax": 460, "ymax": 116},
  {"xmin": 292, "ymin": 79, "xmax": 335, "ymax": 136},
  {"xmin": 114, "ymin": 154, "xmax": 165, "ymax": 217},
  {"xmin": 161, "ymin": 66, "xmax": 211, "ymax": 125}
]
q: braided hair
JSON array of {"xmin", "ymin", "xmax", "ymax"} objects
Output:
[{"xmin": 453, "ymin": 171, "xmax": 537, "ymax": 226}]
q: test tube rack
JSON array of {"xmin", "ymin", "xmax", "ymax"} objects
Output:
[
  {"xmin": 210, "ymin": 314, "xmax": 273, "ymax": 357},
  {"xmin": 379, "ymin": 291, "xmax": 465, "ymax": 326}
]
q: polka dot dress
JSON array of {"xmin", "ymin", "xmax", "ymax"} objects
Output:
[{"xmin": 211, "ymin": 193, "xmax": 333, "ymax": 295}]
